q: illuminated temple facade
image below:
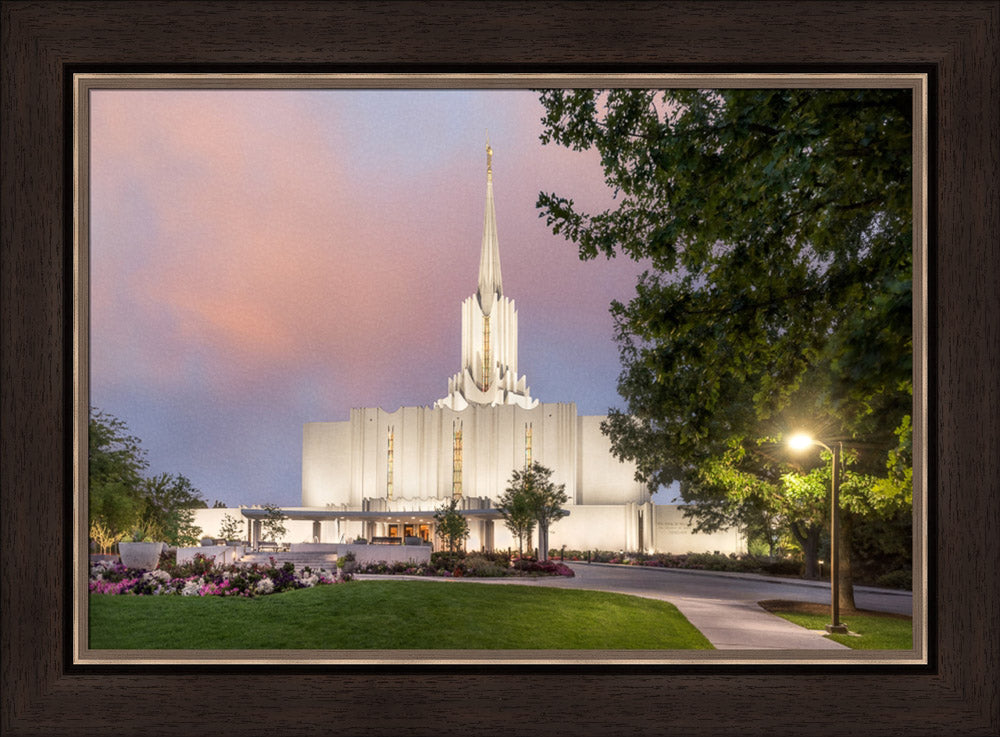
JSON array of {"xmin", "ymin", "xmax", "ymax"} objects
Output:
[{"xmin": 196, "ymin": 146, "xmax": 743, "ymax": 555}]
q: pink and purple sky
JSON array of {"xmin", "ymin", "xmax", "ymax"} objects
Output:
[{"xmin": 90, "ymin": 88, "xmax": 650, "ymax": 508}]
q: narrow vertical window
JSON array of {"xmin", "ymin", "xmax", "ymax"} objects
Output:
[
  {"xmin": 452, "ymin": 421, "xmax": 463, "ymax": 499},
  {"xmin": 524, "ymin": 422, "xmax": 532, "ymax": 467},
  {"xmin": 386, "ymin": 425, "xmax": 394, "ymax": 500},
  {"xmin": 481, "ymin": 315, "xmax": 490, "ymax": 390}
]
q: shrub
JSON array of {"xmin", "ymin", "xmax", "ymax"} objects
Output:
[
  {"xmin": 759, "ymin": 558, "xmax": 804, "ymax": 577},
  {"xmin": 462, "ymin": 554, "xmax": 507, "ymax": 577},
  {"xmin": 165, "ymin": 553, "xmax": 217, "ymax": 579},
  {"xmin": 875, "ymin": 569, "xmax": 912, "ymax": 590},
  {"xmin": 430, "ymin": 551, "xmax": 465, "ymax": 572}
]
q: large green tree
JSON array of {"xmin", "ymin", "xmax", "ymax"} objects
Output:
[
  {"xmin": 536, "ymin": 88, "xmax": 913, "ymax": 605},
  {"xmin": 89, "ymin": 408, "xmax": 208, "ymax": 546},
  {"xmin": 89, "ymin": 409, "xmax": 148, "ymax": 536}
]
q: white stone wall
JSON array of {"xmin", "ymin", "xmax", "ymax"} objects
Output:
[
  {"xmin": 302, "ymin": 402, "xmax": 588, "ymax": 506},
  {"xmin": 189, "ymin": 508, "xmax": 250, "ymax": 541},
  {"xmin": 302, "ymin": 421, "xmax": 353, "ymax": 507},
  {"xmin": 544, "ymin": 505, "xmax": 636, "ymax": 552},
  {"xmin": 189, "ymin": 509, "xmax": 323, "ymax": 546},
  {"xmin": 341, "ymin": 544, "xmax": 432, "ymax": 566},
  {"xmin": 651, "ymin": 504, "xmax": 745, "ymax": 555},
  {"xmin": 576, "ymin": 415, "xmax": 647, "ymax": 505}
]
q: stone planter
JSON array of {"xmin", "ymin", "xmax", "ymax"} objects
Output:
[{"xmin": 118, "ymin": 541, "xmax": 163, "ymax": 570}]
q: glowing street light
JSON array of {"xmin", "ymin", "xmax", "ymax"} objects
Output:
[
  {"xmin": 787, "ymin": 432, "xmax": 815, "ymax": 453},
  {"xmin": 787, "ymin": 432, "xmax": 850, "ymax": 635}
]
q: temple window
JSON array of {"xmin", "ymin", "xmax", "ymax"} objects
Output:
[
  {"xmin": 386, "ymin": 426, "xmax": 394, "ymax": 500},
  {"xmin": 481, "ymin": 315, "xmax": 491, "ymax": 390},
  {"xmin": 453, "ymin": 422, "xmax": 463, "ymax": 499}
]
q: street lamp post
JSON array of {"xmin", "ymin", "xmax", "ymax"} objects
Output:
[{"xmin": 788, "ymin": 433, "xmax": 850, "ymax": 634}]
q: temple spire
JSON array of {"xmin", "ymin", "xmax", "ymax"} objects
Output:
[
  {"xmin": 477, "ymin": 141, "xmax": 503, "ymax": 313},
  {"xmin": 436, "ymin": 141, "xmax": 536, "ymax": 410}
]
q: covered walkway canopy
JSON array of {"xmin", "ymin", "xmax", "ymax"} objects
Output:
[{"xmin": 238, "ymin": 506, "xmax": 508, "ymax": 550}]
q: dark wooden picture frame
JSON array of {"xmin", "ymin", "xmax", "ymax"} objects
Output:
[{"xmin": 2, "ymin": 2, "xmax": 996, "ymax": 735}]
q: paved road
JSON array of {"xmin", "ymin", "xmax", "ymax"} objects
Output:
[{"xmin": 364, "ymin": 562, "xmax": 913, "ymax": 650}]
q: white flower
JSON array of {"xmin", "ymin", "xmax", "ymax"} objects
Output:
[
  {"xmin": 300, "ymin": 574, "xmax": 318, "ymax": 588},
  {"xmin": 181, "ymin": 579, "xmax": 202, "ymax": 596},
  {"xmin": 254, "ymin": 578, "xmax": 274, "ymax": 595}
]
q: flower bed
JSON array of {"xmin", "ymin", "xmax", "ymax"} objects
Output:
[
  {"xmin": 356, "ymin": 551, "xmax": 574, "ymax": 578},
  {"xmin": 89, "ymin": 554, "xmax": 340, "ymax": 597},
  {"xmin": 553, "ymin": 550, "xmax": 803, "ymax": 577}
]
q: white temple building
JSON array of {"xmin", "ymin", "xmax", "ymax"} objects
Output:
[{"xmin": 193, "ymin": 145, "xmax": 744, "ymax": 556}]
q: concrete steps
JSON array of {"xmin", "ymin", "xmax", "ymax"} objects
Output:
[{"xmin": 238, "ymin": 552, "xmax": 339, "ymax": 573}]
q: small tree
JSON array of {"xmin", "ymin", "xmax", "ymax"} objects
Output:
[
  {"xmin": 89, "ymin": 518, "xmax": 124, "ymax": 554},
  {"xmin": 260, "ymin": 503, "xmax": 288, "ymax": 543},
  {"xmin": 525, "ymin": 462, "xmax": 569, "ymax": 561},
  {"xmin": 434, "ymin": 498, "xmax": 470, "ymax": 553},
  {"xmin": 497, "ymin": 469, "xmax": 538, "ymax": 556},
  {"xmin": 218, "ymin": 513, "xmax": 244, "ymax": 542}
]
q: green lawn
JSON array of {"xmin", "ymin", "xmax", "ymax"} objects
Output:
[
  {"xmin": 759, "ymin": 600, "xmax": 913, "ymax": 650},
  {"xmin": 89, "ymin": 580, "xmax": 713, "ymax": 650}
]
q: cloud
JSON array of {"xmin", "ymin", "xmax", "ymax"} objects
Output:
[{"xmin": 89, "ymin": 89, "xmax": 642, "ymax": 505}]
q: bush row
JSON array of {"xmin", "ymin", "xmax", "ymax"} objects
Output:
[{"xmin": 356, "ymin": 551, "xmax": 574, "ymax": 578}]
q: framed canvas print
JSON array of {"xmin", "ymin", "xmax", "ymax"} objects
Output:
[
  {"xmin": 71, "ymin": 73, "xmax": 928, "ymax": 668},
  {"xmin": 3, "ymin": 2, "xmax": 997, "ymax": 735}
]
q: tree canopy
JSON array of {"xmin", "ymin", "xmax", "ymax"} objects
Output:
[
  {"xmin": 89, "ymin": 408, "xmax": 208, "ymax": 546},
  {"xmin": 498, "ymin": 462, "xmax": 568, "ymax": 559},
  {"xmin": 434, "ymin": 498, "xmax": 470, "ymax": 553},
  {"xmin": 89, "ymin": 409, "xmax": 149, "ymax": 536},
  {"xmin": 536, "ymin": 89, "xmax": 914, "ymax": 595},
  {"xmin": 260, "ymin": 503, "xmax": 288, "ymax": 543},
  {"xmin": 537, "ymin": 88, "xmax": 912, "ymax": 485}
]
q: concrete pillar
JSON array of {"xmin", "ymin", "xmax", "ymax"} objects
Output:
[
  {"xmin": 642, "ymin": 502, "xmax": 655, "ymax": 554},
  {"xmin": 252, "ymin": 520, "xmax": 262, "ymax": 548}
]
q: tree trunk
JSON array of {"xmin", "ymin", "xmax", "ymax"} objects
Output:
[
  {"xmin": 838, "ymin": 511, "xmax": 857, "ymax": 611},
  {"xmin": 802, "ymin": 525, "xmax": 821, "ymax": 579},
  {"xmin": 539, "ymin": 524, "xmax": 549, "ymax": 561},
  {"xmin": 790, "ymin": 521, "xmax": 821, "ymax": 579}
]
